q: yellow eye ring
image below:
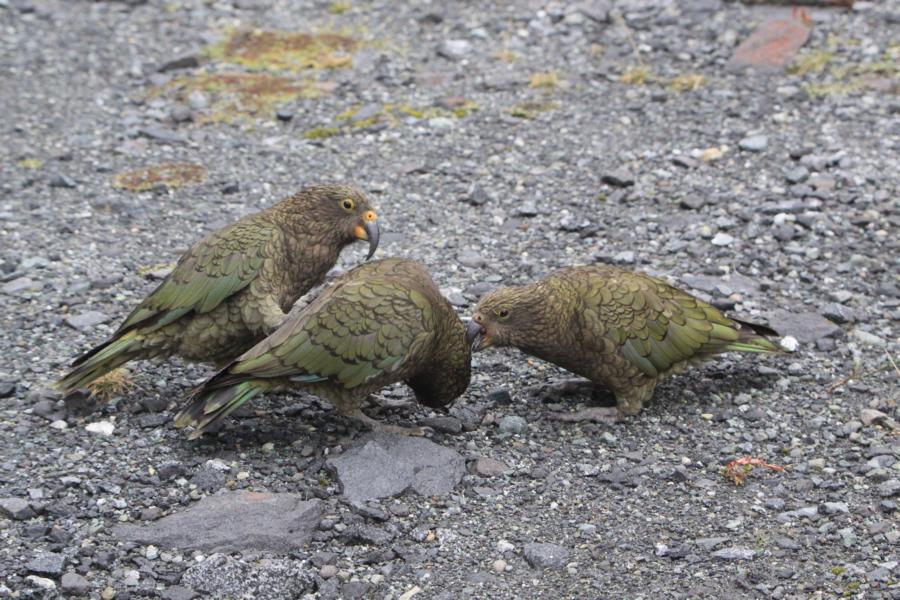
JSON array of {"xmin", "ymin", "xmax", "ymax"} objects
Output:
[
  {"xmin": 497, "ymin": 308, "xmax": 510, "ymax": 319},
  {"xmin": 341, "ymin": 198, "xmax": 356, "ymax": 212}
]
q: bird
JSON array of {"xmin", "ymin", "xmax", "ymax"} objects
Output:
[
  {"xmin": 174, "ymin": 257, "xmax": 472, "ymax": 438},
  {"xmin": 55, "ymin": 183, "xmax": 380, "ymax": 397},
  {"xmin": 466, "ymin": 264, "xmax": 782, "ymax": 420}
]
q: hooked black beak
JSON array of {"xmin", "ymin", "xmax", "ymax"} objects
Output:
[
  {"xmin": 360, "ymin": 221, "xmax": 380, "ymax": 260},
  {"xmin": 466, "ymin": 319, "xmax": 486, "ymax": 352}
]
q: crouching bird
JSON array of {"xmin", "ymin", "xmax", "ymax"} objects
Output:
[
  {"xmin": 174, "ymin": 258, "xmax": 472, "ymax": 438},
  {"xmin": 466, "ymin": 264, "xmax": 782, "ymax": 419},
  {"xmin": 55, "ymin": 184, "xmax": 380, "ymax": 397}
]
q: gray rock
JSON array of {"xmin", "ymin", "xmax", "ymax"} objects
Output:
[
  {"xmin": 49, "ymin": 174, "xmax": 76, "ymax": 188},
  {"xmin": 0, "ymin": 497, "xmax": 36, "ymax": 520},
  {"xmin": 580, "ymin": 0, "xmax": 612, "ymax": 22},
  {"xmin": 438, "ymin": 39, "xmax": 472, "ymax": 60},
  {"xmin": 824, "ymin": 502, "xmax": 849, "ymax": 514},
  {"xmin": 180, "ymin": 554, "xmax": 315, "ymax": 598},
  {"xmin": 158, "ymin": 54, "xmax": 200, "ymax": 72},
  {"xmin": 60, "ymin": 573, "xmax": 90, "ymax": 595},
  {"xmin": 517, "ymin": 200, "xmax": 539, "ymax": 217},
  {"xmin": 820, "ymin": 303, "xmax": 857, "ymax": 324},
  {"xmin": 64, "ymin": 310, "xmax": 110, "ymax": 331},
  {"xmin": 2, "ymin": 277, "xmax": 37, "ymax": 295},
  {"xmin": 26, "ymin": 552, "xmax": 66, "ymax": 577},
  {"xmin": 765, "ymin": 310, "xmax": 841, "ymax": 344},
  {"xmin": 419, "ymin": 416, "xmax": 463, "ymax": 434},
  {"xmin": 739, "ymin": 135, "xmax": 768, "ymax": 152},
  {"xmin": 464, "ymin": 184, "xmax": 490, "ymax": 206},
  {"xmin": 139, "ymin": 126, "xmax": 187, "ymax": 144},
  {"xmin": 601, "ymin": 168, "xmax": 635, "ymax": 188},
  {"xmin": 711, "ymin": 547, "xmax": 756, "ymax": 560},
  {"xmin": 473, "ymin": 457, "xmax": 508, "ymax": 477},
  {"xmin": 784, "ymin": 166, "xmax": 809, "ymax": 184},
  {"xmin": 187, "ymin": 91, "xmax": 208, "ymax": 110},
  {"xmin": 341, "ymin": 524, "xmax": 394, "ymax": 546},
  {"xmin": 878, "ymin": 480, "xmax": 900, "ymax": 498},
  {"xmin": 523, "ymin": 543, "xmax": 570, "ymax": 569},
  {"xmin": 351, "ymin": 103, "xmax": 380, "ymax": 123},
  {"xmin": 695, "ymin": 537, "xmax": 729, "ymax": 551},
  {"xmin": 711, "ymin": 232, "xmax": 734, "ymax": 246},
  {"xmin": 860, "ymin": 408, "xmax": 890, "ymax": 426},
  {"xmin": 498, "ymin": 415, "xmax": 527, "ymax": 434},
  {"xmin": 328, "ymin": 433, "xmax": 465, "ymax": 505},
  {"xmin": 114, "ymin": 491, "xmax": 322, "ymax": 553}
]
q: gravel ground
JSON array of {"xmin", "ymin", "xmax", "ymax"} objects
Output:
[{"xmin": 1, "ymin": 0, "xmax": 899, "ymax": 598}]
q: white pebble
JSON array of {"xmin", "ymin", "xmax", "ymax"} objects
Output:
[{"xmin": 85, "ymin": 421, "xmax": 114, "ymax": 436}]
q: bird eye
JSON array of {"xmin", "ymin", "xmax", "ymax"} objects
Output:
[
  {"xmin": 497, "ymin": 308, "xmax": 510, "ymax": 319},
  {"xmin": 340, "ymin": 198, "xmax": 355, "ymax": 212}
]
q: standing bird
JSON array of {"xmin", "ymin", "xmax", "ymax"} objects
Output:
[
  {"xmin": 174, "ymin": 258, "xmax": 471, "ymax": 438},
  {"xmin": 55, "ymin": 184, "xmax": 380, "ymax": 396},
  {"xmin": 466, "ymin": 264, "xmax": 782, "ymax": 419}
]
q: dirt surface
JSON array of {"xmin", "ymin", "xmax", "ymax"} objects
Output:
[{"xmin": 1, "ymin": 0, "xmax": 898, "ymax": 598}]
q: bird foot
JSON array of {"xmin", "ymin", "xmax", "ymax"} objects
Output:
[
  {"xmin": 528, "ymin": 379, "xmax": 616, "ymax": 405},
  {"xmin": 549, "ymin": 407, "xmax": 622, "ymax": 424},
  {"xmin": 346, "ymin": 407, "xmax": 428, "ymax": 437}
]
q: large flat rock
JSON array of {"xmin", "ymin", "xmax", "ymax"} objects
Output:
[
  {"xmin": 328, "ymin": 433, "xmax": 465, "ymax": 506},
  {"xmin": 114, "ymin": 491, "xmax": 322, "ymax": 553}
]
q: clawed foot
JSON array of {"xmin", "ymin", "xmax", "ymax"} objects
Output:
[
  {"xmin": 527, "ymin": 379, "xmax": 616, "ymax": 405},
  {"xmin": 345, "ymin": 406, "xmax": 429, "ymax": 437},
  {"xmin": 549, "ymin": 407, "xmax": 622, "ymax": 423}
]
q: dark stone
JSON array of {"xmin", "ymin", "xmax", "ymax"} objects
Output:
[
  {"xmin": 341, "ymin": 524, "xmax": 395, "ymax": 546},
  {"xmin": 139, "ymin": 126, "xmax": 188, "ymax": 144},
  {"xmin": 328, "ymin": 433, "xmax": 465, "ymax": 506},
  {"xmin": 49, "ymin": 174, "xmax": 77, "ymax": 188},
  {"xmin": 601, "ymin": 168, "xmax": 635, "ymax": 188},
  {"xmin": 0, "ymin": 382, "xmax": 15, "ymax": 398},
  {"xmin": 523, "ymin": 543, "xmax": 570, "ymax": 570},
  {"xmin": 61, "ymin": 573, "xmax": 90, "ymax": 595},
  {"xmin": 26, "ymin": 551, "xmax": 66, "ymax": 576},
  {"xmin": 114, "ymin": 491, "xmax": 323, "ymax": 553},
  {"xmin": 161, "ymin": 585, "xmax": 199, "ymax": 600},
  {"xmin": 158, "ymin": 54, "xmax": 200, "ymax": 72},
  {"xmin": 765, "ymin": 310, "xmax": 841, "ymax": 344},
  {"xmin": 419, "ymin": 416, "xmax": 463, "ymax": 434},
  {"xmin": 0, "ymin": 497, "xmax": 36, "ymax": 520}
]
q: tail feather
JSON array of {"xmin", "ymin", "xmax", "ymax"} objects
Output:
[
  {"xmin": 722, "ymin": 319, "xmax": 782, "ymax": 354},
  {"xmin": 174, "ymin": 378, "xmax": 268, "ymax": 439},
  {"xmin": 55, "ymin": 333, "xmax": 144, "ymax": 395}
]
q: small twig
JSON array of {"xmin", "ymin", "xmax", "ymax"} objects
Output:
[
  {"xmin": 885, "ymin": 350, "xmax": 900, "ymax": 379},
  {"xmin": 722, "ymin": 457, "xmax": 786, "ymax": 486},
  {"xmin": 610, "ymin": 12, "xmax": 643, "ymax": 67}
]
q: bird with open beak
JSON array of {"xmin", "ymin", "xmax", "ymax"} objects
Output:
[
  {"xmin": 56, "ymin": 183, "xmax": 381, "ymax": 404},
  {"xmin": 467, "ymin": 264, "xmax": 781, "ymax": 420}
]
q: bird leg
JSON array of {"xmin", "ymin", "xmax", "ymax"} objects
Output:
[
  {"xmin": 527, "ymin": 378, "xmax": 617, "ymax": 405},
  {"xmin": 342, "ymin": 405, "xmax": 428, "ymax": 437}
]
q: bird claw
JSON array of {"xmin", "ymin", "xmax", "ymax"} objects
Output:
[{"xmin": 549, "ymin": 407, "xmax": 622, "ymax": 424}]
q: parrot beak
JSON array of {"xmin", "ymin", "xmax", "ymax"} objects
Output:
[
  {"xmin": 353, "ymin": 214, "xmax": 380, "ymax": 260},
  {"xmin": 466, "ymin": 319, "xmax": 488, "ymax": 352}
]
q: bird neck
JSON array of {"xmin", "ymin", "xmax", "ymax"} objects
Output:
[
  {"xmin": 407, "ymin": 319, "xmax": 471, "ymax": 409},
  {"xmin": 514, "ymin": 280, "xmax": 578, "ymax": 360}
]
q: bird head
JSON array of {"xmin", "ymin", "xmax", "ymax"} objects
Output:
[
  {"xmin": 303, "ymin": 184, "xmax": 380, "ymax": 259},
  {"xmin": 466, "ymin": 285, "xmax": 538, "ymax": 352}
]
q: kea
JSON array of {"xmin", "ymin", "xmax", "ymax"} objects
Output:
[
  {"xmin": 56, "ymin": 184, "xmax": 380, "ymax": 396},
  {"xmin": 174, "ymin": 257, "xmax": 471, "ymax": 438},
  {"xmin": 466, "ymin": 264, "xmax": 782, "ymax": 420}
]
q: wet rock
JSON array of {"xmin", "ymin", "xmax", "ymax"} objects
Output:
[
  {"xmin": 601, "ymin": 168, "xmax": 635, "ymax": 188},
  {"xmin": 61, "ymin": 573, "xmax": 90, "ymax": 595},
  {"xmin": 27, "ymin": 551, "xmax": 66, "ymax": 577},
  {"xmin": 765, "ymin": 310, "xmax": 841, "ymax": 344},
  {"xmin": 328, "ymin": 433, "xmax": 465, "ymax": 506},
  {"xmin": 498, "ymin": 415, "xmax": 527, "ymax": 433},
  {"xmin": 0, "ymin": 497, "xmax": 36, "ymax": 520},
  {"xmin": 114, "ymin": 491, "xmax": 322, "ymax": 553},
  {"xmin": 523, "ymin": 543, "xmax": 570, "ymax": 570},
  {"xmin": 64, "ymin": 310, "xmax": 110, "ymax": 331}
]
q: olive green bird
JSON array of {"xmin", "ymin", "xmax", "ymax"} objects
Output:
[
  {"xmin": 466, "ymin": 264, "xmax": 782, "ymax": 419},
  {"xmin": 174, "ymin": 258, "xmax": 471, "ymax": 438},
  {"xmin": 56, "ymin": 184, "xmax": 380, "ymax": 396}
]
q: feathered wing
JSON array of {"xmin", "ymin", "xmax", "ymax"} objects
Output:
[
  {"xmin": 55, "ymin": 219, "xmax": 277, "ymax": 394},
  {"xmin": 578, "ymin": 268, "xmax": 780, "ymax": 379},
  {"xmin": 174, "ymin": 260, "xmax": 437, "ymax": 436}
]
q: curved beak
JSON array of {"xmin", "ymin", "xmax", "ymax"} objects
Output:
[
  {"xmin": 466, "ymin": 319, "xmax": 487, "ymax": 352},
  {"xmin": 353, "ymin": 218, "xmax": 380, "ymax": 260}
]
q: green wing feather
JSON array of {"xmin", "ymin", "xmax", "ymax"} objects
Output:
[
  {"xmin": 175, "ymin": 259, "xmax": 438, "ymax": 435},
  {"xmin": 116, "ymin": 218, "xmax": 276, "ymax": 334},
  {"xmin": 584, "ymin": 269, "xmax": 779, "ymax": 378}
]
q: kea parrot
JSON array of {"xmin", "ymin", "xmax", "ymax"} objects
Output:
[
  {"xmin": 56, "ymin": 183, "xmax": 380, "ymax": 397},
  {"xmin": 466, "ymin": 264, "xmax": 782, "ymax": 420},
  {"xmin": 174, "ymin": 257, "xmax": 472, "ymax": 438}
]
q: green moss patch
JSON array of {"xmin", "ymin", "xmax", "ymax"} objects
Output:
[
  {"xmin": 112, "ymin": 163, "xmax": 206, "ymax": 191},
  {"xmin": 206, "ymin": 29, "xmax": 359, "ymax": 72}
]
